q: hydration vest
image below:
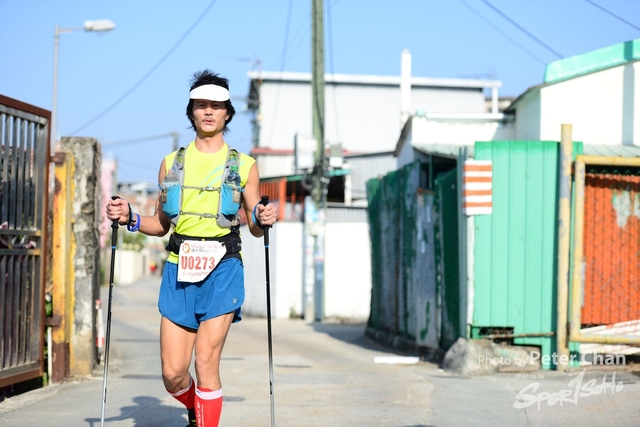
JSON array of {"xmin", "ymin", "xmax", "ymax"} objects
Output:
[{"xmin": 160, "ymin": 146, "xmax": 243, "ymax": 229}]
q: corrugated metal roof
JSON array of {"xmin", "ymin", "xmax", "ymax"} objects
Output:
[
  {"xmin": 247, "ymin": 70, "xmax": 501, "ymax": 89},
  {"xmin": 261, "ymin": 168, "xmax": 350, "ymax": 182},
  {"xmin": 582, "ymin": 144, "xmax": 640, "ymax": 158},
  {"xmin": 410, "ymin": 142, "xmax": 474, "ymax": 159},
  {"xmin": 411, "ymin": 143, "xmax": 640, "ymax": 160}
]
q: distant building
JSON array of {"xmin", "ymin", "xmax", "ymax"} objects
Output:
[
  {"xmin": 246, "ymin": 50, "xmax": 502, "ymax": 204},
  {"xmin": 117, "ymin": 181, "xmax": 158, "ymax": 217}
]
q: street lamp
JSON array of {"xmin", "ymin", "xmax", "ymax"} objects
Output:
[{"xmin": 51, "ymin": 19, "xmax": 116, "ymax": 148}]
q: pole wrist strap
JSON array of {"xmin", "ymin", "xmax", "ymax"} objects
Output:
[
  {"xmin": 127, "ymin": 213, "xmax": 141, "ymax": 232},
  {"xmin": 252, "ymin": 202, "xmax": 265, "ymax": 229}
]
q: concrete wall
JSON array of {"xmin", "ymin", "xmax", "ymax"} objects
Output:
[
  {"xmin": 241, "ymin": 215, "xmax": 372, "ymax": 321},
  {"xmin": 257, "ymin": 153, "xmax": 295, "ymax": 179},
  {"xmin": 514, "ymin": 92, "xmax": 542, "ymax": 141},
  {"xmin": 258, "ymin": 81, "xmax": 487, "ymax": 154},
  {"xmin": 59, "ymin": 137, "xmax": 101, "ymax": 376},
  {"xmin": 324, "ymin": 222, "xmax": 371, "ymax": 320},
  {"xmin": 540, "ymin": 63, "xmax": 640, "ymax": 145},
  {"xmin": 242, "ymin": 222, "xmax": 302, "ymax": 319},
  {"xmin": 415, "ymin": 118, "xmax": 503, "ymax": 145},
  {"xmin": 513, "ymin": 61, "xmax": 640, "ymax": 145},
  {"xmin": 114, "ymin": 248, "xmax": 152, "ymax": 285}
]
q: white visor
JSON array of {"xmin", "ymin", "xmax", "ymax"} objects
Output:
[{"xmin": 189, "ymin": 84, "xmax": 230, "ymax": 101}]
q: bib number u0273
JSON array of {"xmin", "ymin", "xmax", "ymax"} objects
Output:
[{"xmin": 177, "ymin": 240, "xmax": 227, "ymax": 283}]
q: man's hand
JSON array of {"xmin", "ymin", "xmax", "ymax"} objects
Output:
[
  {"xmin": 106, "ymin": 198, "xmax": 130, "ymax": 225},
  {"xmin": 255, "ymin": 202, "xmax": 277, "ymax": 227}
]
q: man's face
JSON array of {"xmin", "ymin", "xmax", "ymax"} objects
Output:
[{"xmin": 192, "ymin": 99, "xmax": 228, "ymax": 136}]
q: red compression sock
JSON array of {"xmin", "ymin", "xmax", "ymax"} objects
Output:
[
  {"xmin": 167, "ymin": 376, "xmax": 196, "ymax": 411},
  {"xmin": 195, "ymin": 386, "xmax": 223, "ymax": 427}
]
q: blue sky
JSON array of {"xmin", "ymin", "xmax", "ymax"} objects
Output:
[{"xmin": 1, "ymin": 0, "xmax": 639, "ymax": 183}]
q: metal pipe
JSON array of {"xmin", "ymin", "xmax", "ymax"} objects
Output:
[
  {"xmin": 47, "ymin": 326, "xmax": 52, "ymax": 383},
  {"xmin": 556, "ymin": 124, "xmax": 572, "ymax": 371},
  {"xmin": 481, "ymin": 332, "xmax": 555, "ymax": 339},
  {"xmin": 570, "ymin": 157, "xmax": 586, "ymax": 342},
  {"xmin": 577, "ymin": 155, "xmax": 640, "ymax": 167}
]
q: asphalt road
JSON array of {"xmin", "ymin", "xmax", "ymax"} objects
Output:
[{"xmin": 1, "ymin": 276, "xmax": 639, "ymax": 426}]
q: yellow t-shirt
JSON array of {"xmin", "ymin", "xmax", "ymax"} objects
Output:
[{"xmin": 164, "ymin": 142, "xmax": 256, "ymax": 263}]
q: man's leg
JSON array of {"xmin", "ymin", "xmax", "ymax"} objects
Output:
[
  {"xmin": 160, "ymin": 317, "xmax": 197, "ymax": 422},
  {"xmin": 194, "ymin": 312, "xmax": 235, "ymax": 427}
]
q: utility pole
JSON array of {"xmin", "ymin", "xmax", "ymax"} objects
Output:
[
  {"xmin": 171, "ymin": 131, "xmax": 179, "ymax": 152},
  {"xmin": 311, "ymin": 0, "xmax": 326, "ymax": 322}
]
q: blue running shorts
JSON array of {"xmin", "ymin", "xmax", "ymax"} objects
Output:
[{"xmin": 158, "ymin": 258, "xmax": 244, "ymax": 329}]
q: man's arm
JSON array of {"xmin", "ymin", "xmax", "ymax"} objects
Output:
[{"xmin": 106, "ymin": 159, "xmax": 172, "ymax": 237}]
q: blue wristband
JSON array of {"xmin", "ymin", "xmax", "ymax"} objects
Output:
[
  {"xmin": 252, "ymin": 203, "xmax": 265, "ymax": 229},
  {"xmin": 127, "ymin": 213, "xmax": 141, "ymax": 232}
]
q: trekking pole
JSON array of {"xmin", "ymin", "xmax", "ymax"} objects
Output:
[
  {"xmin": 261, "ymin": 195, "xmax": 276, "ymax": 427},
  {"xmin": 101, "ymin": 196, "xmax": 120, "ymax": 427}
]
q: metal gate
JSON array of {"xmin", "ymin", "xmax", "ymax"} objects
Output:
[
  {"xmin": 0, "ymin": 95, "xmax": 50, "ymax": 387},
  {"xmin": 570, "ymin": 155, "xmax": 640, "ymax": 345}
]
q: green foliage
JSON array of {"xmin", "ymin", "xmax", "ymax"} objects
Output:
[{"xmin": 122, "ymin": 232, "xmax": 147, "ymax": 251}]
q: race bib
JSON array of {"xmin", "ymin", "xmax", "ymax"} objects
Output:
[{"xmin": 177, "ymin": 240, "xmax": 227, "ymax": 283}]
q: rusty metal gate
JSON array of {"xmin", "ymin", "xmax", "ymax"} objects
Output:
[
  {"xmin": 570, "ymin": 155, "xmax": 640, "ymax": 345},
  {"xmin": 0, "ymin": 95, "xmax": 50, "ymax": 387},
  {"xmin": 582, "ymin": 172, "xmax": 640, "ymax": 325}
]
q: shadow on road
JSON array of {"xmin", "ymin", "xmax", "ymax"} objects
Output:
[
  {"xmin": 310, "ymin": 321, "xmax": 446, "ymax": 366},
  {"xmin": 84, "ymin": 396, "xmax": 186, "ymax": 427},
  {"xmin": 310, "ymin": 322, "xmax": 385, "ymax": 349}
]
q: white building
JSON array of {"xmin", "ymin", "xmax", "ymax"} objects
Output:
[{"xmin": 506, "ymin": 37, "xmax": 640, "ymax": 146}]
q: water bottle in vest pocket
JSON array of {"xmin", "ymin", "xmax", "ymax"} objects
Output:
[
  {"xmin": 220, "ymin": 166, "xmax": 242, "ymax": 216},
  {"xmin": 160, "ymin": 177, "xmax": 181, "ymax": 219}
]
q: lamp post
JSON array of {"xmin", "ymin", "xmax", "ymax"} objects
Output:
[{"xmin": 52, "ymin": 19, "xmax": 115, "ymax": 148}]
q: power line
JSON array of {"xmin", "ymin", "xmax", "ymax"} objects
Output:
[
  {"xmin": 268, "ymin": 0, "xmax": 342, "ymax": 72},
  {"xmin": 459, "ymin": 0, "xmax": 547, "ymax": 65},
  {"xmin": 69, "ymin": 0, "xmax": 218, "ymax": 136},
  {"xmin": 480, "ymin": 0, "xmax": 563, "ymax": 59},
  {"xmin": 102, "ymin": 132, "xmax": 178, "ymax": 146},
  {"xmin": 584, "ymin": 0, "xmax": 640, "ymax": 32},
  {"xmin": 266, "ymin": 0, "xmax": 294, "ymax": 146},
  {"xmin": 116, "ymin": 157, "xmax": 160, "ymax": 173}
]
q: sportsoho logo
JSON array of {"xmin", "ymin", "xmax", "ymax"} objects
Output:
[{"xmin": 513, "ymin": 369, "xmax": 624, "ymax": 410}]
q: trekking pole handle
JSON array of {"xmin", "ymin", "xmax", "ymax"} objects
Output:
[
  {"xmin": 260, "ymin": 196, "xmax": 270, "ymax": 245},
  {"xmin": 110, "ymin": 196, "xmax": 120, "ymax": 246}
]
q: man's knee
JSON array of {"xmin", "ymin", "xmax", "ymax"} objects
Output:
[{"xmin": 162, "ymin": 367, "xmax": 190, "ymax": 391}]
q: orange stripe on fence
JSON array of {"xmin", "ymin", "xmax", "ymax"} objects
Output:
[
  {"xmin": 464, "ymin": 165, "xmax": 493, "ymax": 172},
  {"xmin": 464, "ymin": 176, "xmax": 492, "ymax": 183},
  {"xmin": 463, "ymin": 202, "xmax": 493, "ymax": 208},
  {"xmin": 464, "ymin": 189, "xmax": 493, "ymax": 197}
]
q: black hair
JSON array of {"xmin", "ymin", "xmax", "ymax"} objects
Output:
[{"xmin": 185, "ymin": 70, "xmax": 236, "ymax": 134}]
